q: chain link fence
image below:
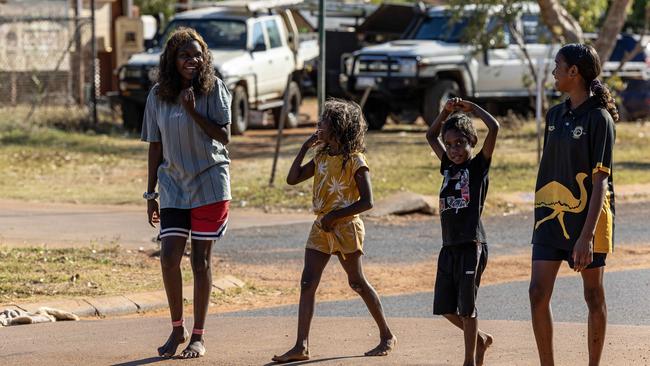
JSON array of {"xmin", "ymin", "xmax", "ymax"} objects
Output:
[{"xmin": 0, "ymin": 0, "xmax": 97, "ymax": 124}]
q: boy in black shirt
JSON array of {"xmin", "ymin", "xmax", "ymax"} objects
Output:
[{"xmin": 426, "ymin": 98, "xmax": 499, "ymax": 366}]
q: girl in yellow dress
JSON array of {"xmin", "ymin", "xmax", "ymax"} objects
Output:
[{"xmin": 272, "ymin": 99, "xmax": 396, "ymax": 363}]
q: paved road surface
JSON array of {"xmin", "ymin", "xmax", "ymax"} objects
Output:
[
  {"xmin": 219, "ymin": 202, "xmax": 650, "ymax": 264},
  {"xmin": 1, "ymin": 316, "xmax": 648, "ymax": 365},
  {"xmin": 223, "ymin": 268, "xmax": 650, "ymax": 326}
]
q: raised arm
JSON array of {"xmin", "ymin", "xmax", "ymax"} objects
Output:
[
  {"xmin": 425, "ymin": 109, "xmax": 449, "ymax": 160},
  {"xmin": 286, "ymin": 133, "xmax": 318, "ymax": 185},
  {"xmin": 463, "ymin": 102, "xmax": 500, "ymax": 160},
  {"xmin": 426, "ymin": 98, "xmax": 464, "ymax": 160}
]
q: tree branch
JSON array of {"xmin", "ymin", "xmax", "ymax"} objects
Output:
[{"xmin": 537, "ymin": 0, "xmax": 583, "ymax": 43}]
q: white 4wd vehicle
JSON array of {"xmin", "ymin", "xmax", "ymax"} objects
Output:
[
  {"xmin": 119, "ymin": 0, "xmax": 318, "ymax": 134},
  {"xmin": 341, "ymin": 3, "xmax": 648, "ymax": 130}
]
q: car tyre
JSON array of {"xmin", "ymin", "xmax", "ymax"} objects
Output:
[
  {"xmin": 121, "ymin": 98, "xmax": 145, "ymax": 132},
  {"xmin": 363, "ymin": 98, "xmax": 389, "ymax": 130},
  {"xmin": 231, "ymin": 85, "xmax": 249, "ymax": 135},
  {"xmin": 423, "ymin": 79, "xmax": 460, "ymax": 126},
  {"xmin": 273, "ymin": 81, "xmax": 301, "ymax": 129}
]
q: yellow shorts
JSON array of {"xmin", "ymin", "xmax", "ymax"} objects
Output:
[{"xmin": 306, "ymin": 216, "xmax": 365, "ymax": 258}]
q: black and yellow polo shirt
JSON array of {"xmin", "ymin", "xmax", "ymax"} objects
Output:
[{"xmin": 532, "ymin": 96, "xmax": 615, "ymax": 253}]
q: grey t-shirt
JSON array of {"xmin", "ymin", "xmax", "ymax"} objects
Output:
[{"xmin": 141, "ymin": 80, "xmax": 232, "ymax": 209}]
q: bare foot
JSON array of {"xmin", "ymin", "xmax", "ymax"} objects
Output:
[
  {"xmin": 364, "ymin": 335, "xmax": 396, "ymax": 356},
  {"xmin": 272, "ymin": 346, "xmax": 310, "ymax": 363},
  {"xmin": 476, "ymin": 331, "xmax": 493, "ymax": 366},
  {"xmin": 157, "ymin": 326, "xmax": 189, "ymax": 358},
  {"xmin": 180, "ymin": 336, "xmax": 206, "ymax": 359}
]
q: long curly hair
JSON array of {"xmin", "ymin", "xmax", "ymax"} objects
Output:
[
  {"xmin": 558, "ymin": 43, "xmax": 619, "ymax": 122},
  {"xmin": 442, "ymin": 113, "xmax": 478, "ymax": 147},
  {"xmin": 156, "ymin": 27, "xmax": 216, "ymax": 104},
  {"xmin": 319, "ymin": 99, "xmax": 367, "ymax": 168}
]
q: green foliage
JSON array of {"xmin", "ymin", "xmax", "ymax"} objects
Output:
[
  {"xmin": 626, "ymin": 0, "xmax": 649, "ymax": 32},
  {"xmin": 134, "ymin": 0, "xmax": 175, "ymax": 20},
  {"xmin": 561, "ymin": 0, "xmax": 608, "ymax": 32},
  {"xmin": 446, "ymin": 0, "xmax": 523, "ymax": 54}
]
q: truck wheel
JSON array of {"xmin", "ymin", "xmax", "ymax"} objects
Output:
[
  {"xmin": 423, "ymin": 80, "xmax": 460, "ymax": 126},
  {"xmin": 363, "ymin": 98, "xmax": 389, "ymax": 130},
  {"xmin": 273, "ymin": 81, "xmax": 301, "ymax": 129},
  {"xmin": 231, "ymin": 85, "xmax": 249, "ymax": 135},
  {"xmin": 121, "ymin": 99, "xmax": 144, "ymax": 132}
]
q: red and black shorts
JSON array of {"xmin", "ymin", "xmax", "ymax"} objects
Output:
[
  {"xmin": 433, "ymin": 242, "xmax": 488, "ymax": 318},
  {"xmin": 160, "ymin": 201, "xmax": 229, "ymax": 241}
]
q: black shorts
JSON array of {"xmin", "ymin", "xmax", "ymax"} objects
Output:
[
  {"xmin": 532, "ymin": 244, "xmax": 607, "ymax": 269},
  {"xmin": 433, "ymin": 242, "xmax": 488, "ymax": 318}
]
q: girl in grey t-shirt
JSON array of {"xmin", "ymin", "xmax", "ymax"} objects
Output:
[{"xmin": 141, "ymin": 27, "xmax": 231, "ymax": 359}]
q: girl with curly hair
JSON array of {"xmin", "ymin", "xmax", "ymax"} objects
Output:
[
  {"xmin": 272, "ymin": 99, "xmax": 396, "ymax": 363},
  {"xmin": 141, "ymin": 27, "xmax": 232, "ymax": 359},
  {"xmin": 529, "ymin": 43, "xmax": 617, "ymax": 366}
]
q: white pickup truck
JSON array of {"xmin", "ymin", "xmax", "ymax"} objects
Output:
[
  {"xmin": 340, "ymin": 3, "xmax": 649, "ymax": 130},
  {"xmin": 118, "ymin": 0, "xmax": 318, "ymax": 134}
]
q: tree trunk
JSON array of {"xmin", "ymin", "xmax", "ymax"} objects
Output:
[
  {"xmin": 537, "ymin": 0, "xmax": 583, "ymax": 43},
  {"xmin": 594, "ymin": 0, "xmax": 634, "ymax": 64}
]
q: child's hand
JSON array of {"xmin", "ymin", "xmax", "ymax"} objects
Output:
[
  {"xmin": 455, "ymin": 100, "xmax": 475, "ymax": 113},
  {"xmin": 304, "ymin": 132, "xmax": 319, "ymax": 148},
  {"xmin": 180, "ymin": 87, "xmax": 196, "ymax": 112},
  {"xmin": 320, "ymin": 212, "xmax": 336, "ymax": 232},
  {"xmin": 443, "ymin": 98, "xmax": 461, "ymax": 113},
  {"xmin": 147, "ymin": 199, "xmax": 160, "ymax": 228}
]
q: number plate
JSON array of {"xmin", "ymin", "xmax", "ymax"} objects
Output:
[{"xmin": 355, "ymin": 77, "xmax": 376, "ymax": 90}]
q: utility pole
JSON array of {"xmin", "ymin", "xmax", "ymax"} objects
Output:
[
  {"xmin": 317, "ymin": 0, "xmax": 326, "ymax": 115},
  {"xmin": 91, "ymin": 0, "xmax": 98, "ymax": 124}
]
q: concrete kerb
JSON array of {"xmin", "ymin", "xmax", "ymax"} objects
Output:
[{"xmin": 9, "ymin": 275, "xmax": 244, "ymax": 319}]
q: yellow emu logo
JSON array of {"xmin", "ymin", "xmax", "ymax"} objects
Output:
[{"xmin": 534, "ymin": 172, "xmax": 588, "ymax": 239}]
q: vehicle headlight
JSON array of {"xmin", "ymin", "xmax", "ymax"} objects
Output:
[
  {"xmin": 124, "ymin": 67, "xmax": 143, "ymax": 79},
  {"xmin": 399, "ymin": 58, "xmax": 418, "ymax": 76}
]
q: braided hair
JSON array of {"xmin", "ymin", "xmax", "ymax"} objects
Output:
[{"xmin": 558, "ymin": 44, "xmax": 619, "ymax": 122}]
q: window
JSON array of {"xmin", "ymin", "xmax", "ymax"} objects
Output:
[
  {"xmin": 251, "ymin": 22, "xmax": 266, "ymax": 49},
  {"xmin": 162, "ymin": 19, "xmax": 247, "ymax": 49},
  {"xmin": 521, "ymin": 14, "xmax": 552, "ymax": 44},
  {"xmin": 412, "ymin": 16, "xmax": 469, "ymax": 43},
  {"xmin": 265, "ymin": 20, "xmax": 283, "ymax": 48}
]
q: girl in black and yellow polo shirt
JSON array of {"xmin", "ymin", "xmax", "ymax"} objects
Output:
[{"xmin": 529, "ymin": 44, "xmax": 617, "ymax": 366}]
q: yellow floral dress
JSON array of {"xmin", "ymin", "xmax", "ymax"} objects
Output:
[{"xmin": 306, "ymin": 152, "xmax": 368, "ymax": 257}]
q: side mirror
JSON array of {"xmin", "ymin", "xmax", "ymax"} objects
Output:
[
  {"xmin": 413, "ymin": 1, "xmax": 427, "ymax": 15},
  {"xmin": 144, "ymin": 39, "xmax": 154, "ymax": 50},
  {"xmin": 251, "ymin": 42, "xmax": 266, "ymax": 52}
]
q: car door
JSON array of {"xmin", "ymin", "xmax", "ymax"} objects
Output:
[
  {"xmin": 264, "ymin": 18, "xmax": 294, "ymax": 97},
  {"xmin": 476, "ymin": 14, "xmax": 555, "ymax": 97},
  {"xmin": 248, "ymin": 20, "xmax": 273, "ymax": 99},
  {"xmin": 475, "ymin": 19, "xmax": 527, "ymax": 96}
]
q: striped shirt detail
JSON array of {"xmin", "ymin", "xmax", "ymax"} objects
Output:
[{"xmin": 141, "ymin": 80, "xmax": 232, "ymax": 209}]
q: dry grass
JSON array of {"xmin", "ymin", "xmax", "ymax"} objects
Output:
[
  {"xmin": 1, "ymin": 105, "xmax": 649, "ymax": 212},
  {"xmin": 0, "ymin": 246, "xmax": 181, "ymax": 303}
]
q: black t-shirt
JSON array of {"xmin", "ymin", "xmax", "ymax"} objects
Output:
[
  {"xmin": 532, "ymin": 97, "xmax": 616, "ymax": 253},
  {"xmin": 439, "ymin": 151, "xmax": 491, "ymax": 246}
]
